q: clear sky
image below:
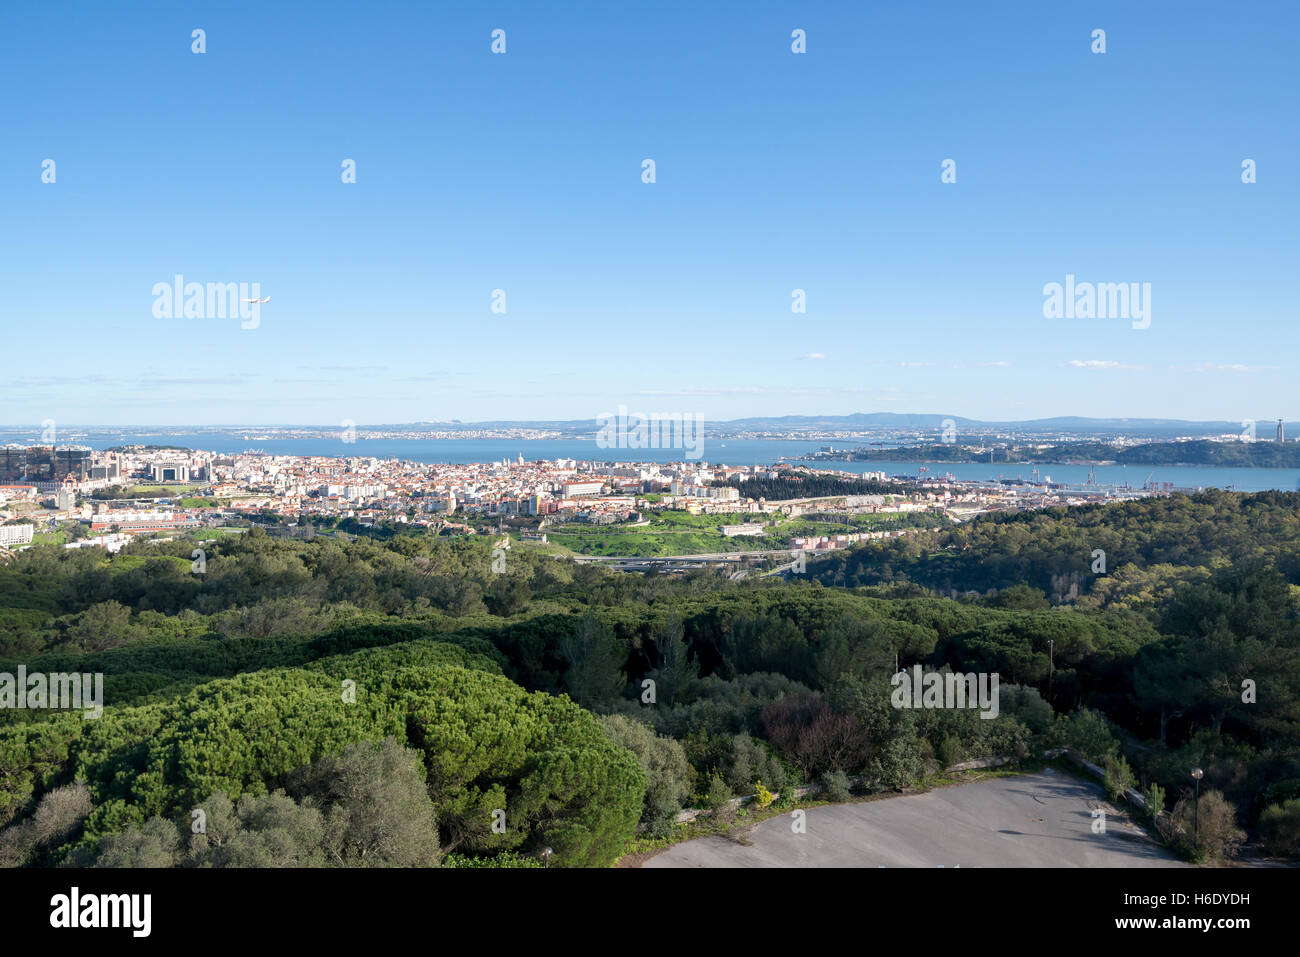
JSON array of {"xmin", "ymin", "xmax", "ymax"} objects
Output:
[{"xmin": 3, "ymin": 0, "xmax": 1297, "ymax": 426}]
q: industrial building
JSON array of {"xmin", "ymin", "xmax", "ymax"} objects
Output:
[{"xmin": 0, "ymin": 446, "xmax": 90, "ymax": 483}]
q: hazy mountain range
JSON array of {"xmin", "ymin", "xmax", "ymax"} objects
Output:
[{"xmin": 2, "ymin": 414, "xmax": 1283, "ymax": 440}]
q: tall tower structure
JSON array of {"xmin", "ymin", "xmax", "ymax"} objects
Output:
[{"xmin": 1278, "ymin": 419, "xmax": 1286, "ymax": 443}]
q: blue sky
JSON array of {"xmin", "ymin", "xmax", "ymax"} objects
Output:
[{"xmin": 3, "ymin": 0, "xmax": 1297, "ymax": 426}]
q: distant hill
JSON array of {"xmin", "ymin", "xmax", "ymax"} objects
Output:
[
  {"xmin": 814, "ymin": 439, "xmax": 1300, "ymax": 468},
  {"xmin": 22, "ymin": 415, "xmax": 1290, "ymax": 441}
]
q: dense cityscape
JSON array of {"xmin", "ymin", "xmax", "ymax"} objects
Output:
[{"xmin": 2, "ymin": 436, "xmax": 1204, "ymax": 563}]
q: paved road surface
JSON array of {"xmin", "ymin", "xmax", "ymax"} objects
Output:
[{"xmin": 644, "ymin": 769, "xmax": 1184, "ymax": 868}]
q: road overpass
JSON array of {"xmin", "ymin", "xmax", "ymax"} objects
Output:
[{"xmin": 569, "ymin": 548, "xmax": 801, "ymax": 571}]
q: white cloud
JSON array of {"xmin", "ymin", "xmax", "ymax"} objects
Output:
[
  {"xmin": 1171, "ymin": 362, "xmax": 1277, "ymax": 374},
  {"xmin": 1066, "ymin": 360, "xmax": 1144, "ymax": 370}
]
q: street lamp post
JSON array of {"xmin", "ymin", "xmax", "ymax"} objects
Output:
[
  {"xmin": 541, "ymin": 846, "xmax": 553, "ymax": 869},
  {"xmin": 1191, "ymin": 768, "xmax": 1204, "ymax": 844}
]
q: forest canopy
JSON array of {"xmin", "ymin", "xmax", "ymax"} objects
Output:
[{"xmin": 2, "ymin": 489, "xmax": 1298, "ymax": 865}]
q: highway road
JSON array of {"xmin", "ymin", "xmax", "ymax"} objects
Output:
[
  {"xmin": 571, "ymin": 549, "xmax": 794, "ymax": 562},
  {"xmin": 568, "ymin": 549, "xmax": 800, "ymax": 570},
  {"xmin": 643, "ymin": 769, "xmax": 1185, "ymax": 868}
]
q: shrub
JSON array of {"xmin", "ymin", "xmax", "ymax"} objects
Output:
[
  {"xmin": 286, "ymin": 738, "xmax": 441, "ymax": 866},
  {"xmin": 4, "ymin": 656, "xmax": 645, "ymax": 868},
  {"xmin": 761, "ymin": 694, "xmax": 873, "ymax": 777},
  {"xmin": 869, "ymin": 712, "xmax": 924, "ymax": 791},
  {"xmin": 819, "ymin": 770, "xmax": 852, "ymax": 803},
  {"xmin": 724, "ymin": 733, "xmax": 788, "ymax": 796},
  {"xmin": 185, "ymin": 790, "xmax": 327, "ymax": 867},
  {"xmin": 1160, "ymin": 789, "xmax": 1245, "ymax": 863},
  {"xmin": 1142, "ymin": 782, "xmax": 1166, "ymax": 822},
  {"xmin": 1257, "ymin": 799, "xmax": 1300, "ymax": 857},
  {"xmin": 936, "ymin": 736, "xmax": 967, "ymax": 769},
  {"xmin": 998, "ymin": 684, "xmax": 1053, "ymax": 736},
  {"xmin": 88, "ymin": 817, "xmax": 181, "ymax": 868},
  {"xmin": 704, "ymin": 775, "xmax": 733, "ymax": 811},
  {"xmin": 80, "ymin": 740, "xmax": 440, "ymax": 868},
  {"xmin": 442, "ymin": 851, "xmax": 544, "ymax": 868},
  {"xmin": 1261, "ymin": 779, "xmax": 1300, "ymax": 808},
  {"xmin": 0, "ymin": 783, "xmax": 92, "ymax": 867},
  {"xmin": 1048, "ymin": 708, "xmax": 1119, "ymax": 764},
  {"xmin": 599, "ymin": 715, "xmax": 692, "ymax": 837},
  {"xmin": 1103, "ymin": 755, "xmax": 1135, "ymax": 803}
]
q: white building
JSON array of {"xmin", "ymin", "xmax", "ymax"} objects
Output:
[
  {"xmin": 0, "ymin": 524, "xmax": 35, "ymax": 546},
  {"xmin": 423, "ymin": 492, "xmax": 457, "ymax": 514}
]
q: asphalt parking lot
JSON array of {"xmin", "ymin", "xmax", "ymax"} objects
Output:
[{"xmin": 644, "ymin": 768, "xmax": 1185, "ymax": 868}]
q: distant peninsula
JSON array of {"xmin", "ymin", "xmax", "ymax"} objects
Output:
[{"xmin": 806, "ymin": 440, "xmax": 1300, "ymax": 468}]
